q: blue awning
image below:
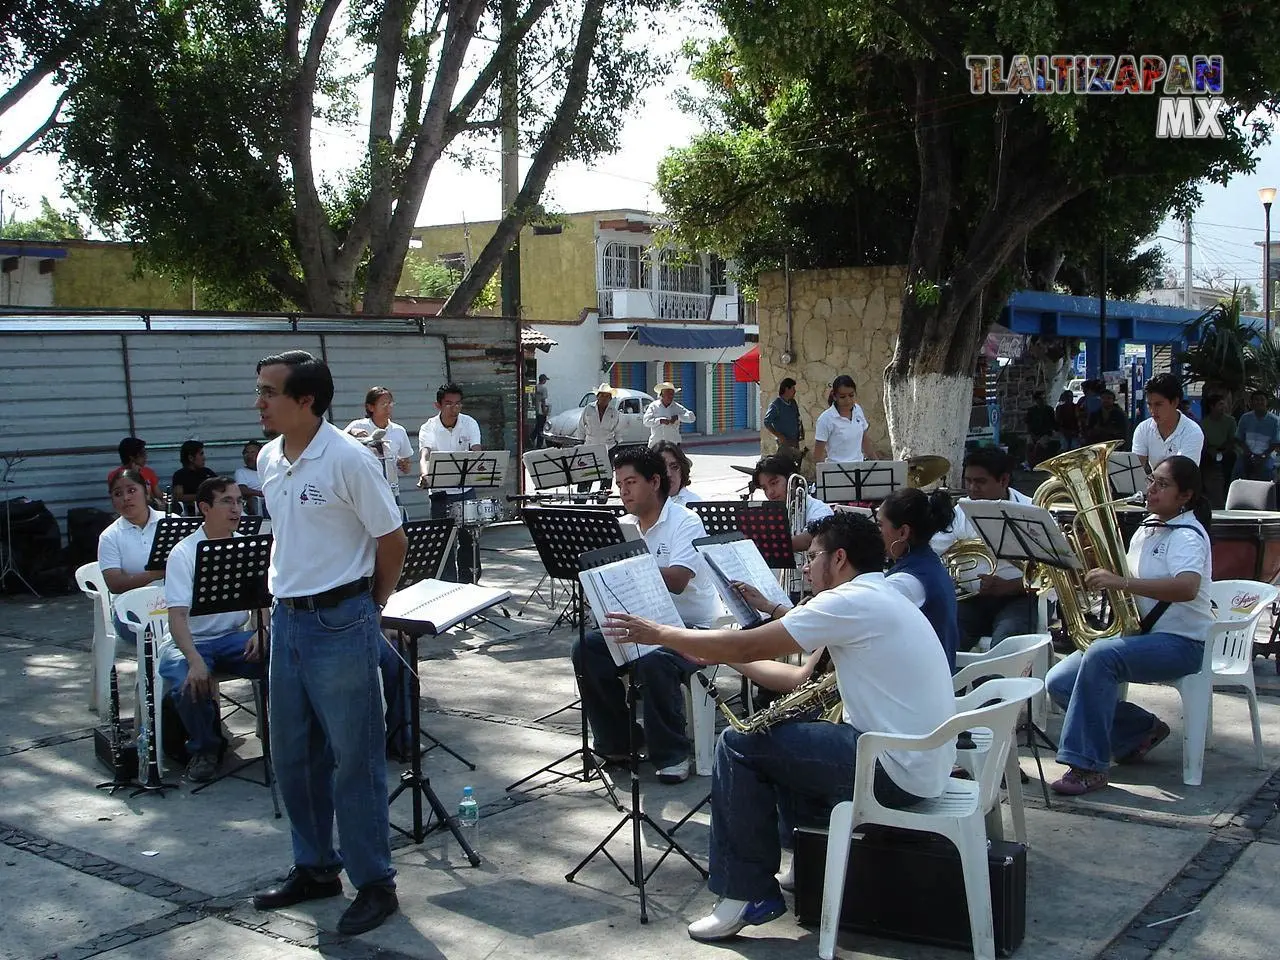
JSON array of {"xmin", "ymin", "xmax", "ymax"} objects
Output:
[{"xmin": 635, "ymin": 326, "xmax": 745, "ymax": 349}]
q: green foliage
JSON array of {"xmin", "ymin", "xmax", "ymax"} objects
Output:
[
  {"xmin": 403, "ymin": 256, "xmax": 498, "ymax": 310},
  {"xmin": 1177, "ymin": 290, "xmax": 1280, "ymax": 402},
  {"xmin": 0, "ymin": 196, "xmax": 86, "ymax": 240},
  {"xmin": 660, "ymin": 2, "xmax": 1280, "ymax": 312}
]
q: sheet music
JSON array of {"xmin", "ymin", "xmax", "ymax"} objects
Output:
[
  {"xmin": 381, "ymin": 578, "xmax": 512, "ymax": 634},
  {"xmin": 578, "ymin": 554, "xmax": 685, "ymax": 666},
  {"xmin": 702, "ymin": 555, "xmax": 761, "ymax": 627},
  {"xmin": 696, "ymin": 538, "xmax": 792, "ymax": 615},
  {"xmin": 961, "ymin": 499, "xmax": 1080, "ymax": 569}
]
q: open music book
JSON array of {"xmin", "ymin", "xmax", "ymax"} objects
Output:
[
  {"xmin": 381, "ymin": 579, "xmax": 512, "ymax": 635},
  {"xmin": 578, "ymin": 553, "xmax": 685, "ymax": 666},
  {"xmin": 694, "ymin": 534, "xmax": 793, "ymax": 627}
]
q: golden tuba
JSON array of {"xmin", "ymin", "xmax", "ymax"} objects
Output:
[
  {"xmin": 941, "ymin": 538, "xmax": 999, "ymax": 601},
  {"xmin": 1033, "ymin": 441, "xmax": 1143, "ymax": 650}
]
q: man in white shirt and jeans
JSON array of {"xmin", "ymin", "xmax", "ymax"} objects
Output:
[
  {"xmin": 157, "ymin": 476, "xmax": 262, "ymax": 782},
  {"xmin": 417, "ymin": 382, "xmax": 483, "ymax": 582},
  {"xmin": 571, "ymin": 446, "xmax": 724, "ymax": 784},
  {"xmin": 643, "ymin": 381, "xmax": 696, "ymax": 447},
  {"xmin": 250, "ymin": 350, "xmax": 407, "ymax": 937},
  {"xmin": 603, "ymin": 512, "xmax": 955, "ymax": 941}
]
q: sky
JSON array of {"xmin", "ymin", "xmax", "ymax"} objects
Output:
[{"xmin": 2, "ymin": 28, "xmax": 1278, "ymax": 297}]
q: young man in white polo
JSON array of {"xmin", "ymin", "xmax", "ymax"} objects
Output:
[
  {"xmin": 1131, "ymin": 373, "xmax": 1204, "ymax": 470},
  {"xmin": 417, "ymin": 382, "xmax": 483, "ymax": 582},
  {"xmin": 250, "ymin": 350, "xmax": 407, "ymax": 937},
  {"xmin": 157, "ymin": 476, "xmax": 263, "ymax": 782}
]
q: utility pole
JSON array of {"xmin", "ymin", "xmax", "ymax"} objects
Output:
[
  {"xmin": 500, "ymin": 0, "xmax": 520, "ymax": 322},
  {"xmin": 1183, "ymin": 217, "xmax": 1193, "ymax": 309}
]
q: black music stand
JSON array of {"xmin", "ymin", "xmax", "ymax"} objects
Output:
[
  {"xmin": 689, "ymin": 500, "xmax": 744, "ymax": 537},
  {"xmin": 382, "ymin": 579, "xmax": 510, "ymax": 859},
  {"xmin": 385, "ymin": 519, "xmax": 474, "ymax": 769},
  {"xmin": 183, "ymin": 534, "xmax": 280, "ymax": 816},
  {"xmin": 736, "ymin": 500, "xmax": 796, "ymax": 569},
  {"xmin": 815, "ymin": 460, "xmax": 906, "ymax": 504},
  {"xmin": 506, "ymin": 507, "xmax": 626, "ymax": 807},
  {"xmin": 565, "ymin": 540, "xmax": 709, "ymax": 922},
  {"xmin": 425, "ymin": 450, "xmax": 507, "ymax": 587},
  {"xmin": 146, "ymin": 516, "xmax": 264, "ymax": 569},
  {"xmin": 1108, "ymin": 452, "xmax": 1149, "ymax": 498}
]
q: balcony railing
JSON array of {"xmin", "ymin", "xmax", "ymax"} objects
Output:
[{"xmin": 599, "ymin": 288, "xmax": 744, "ymax": 322}]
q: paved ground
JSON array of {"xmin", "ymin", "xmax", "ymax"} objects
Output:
[{"xmin": 3, "ymin": 442, "xmax": 1280, "ymax": 959}]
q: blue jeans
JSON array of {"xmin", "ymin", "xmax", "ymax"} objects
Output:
[
  {"xmin": 1047, "ymin": 632, "xmax": 1204, "ymax": 772},
  {"xmin": 957, "ymin": 593, "xmax": 1037, "ymax": 652},
  {"xmin": 156, "ymin": 629, "xmax": 260, "ymax": 754},
  {"xmin": 570, "ymin": 630, "xmax": 697, "ymax": 768},
  {"xmin": 709, "ymin": 723, "xmax": 922, "ymax": 902},
  {"xmin": 269, "ymin": 593, "xmax": 394, "ymax": 890}
]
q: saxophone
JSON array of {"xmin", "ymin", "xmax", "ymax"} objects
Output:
[
  {"xmin": 1033, "ymin": 441, "xmax": 1143, "ymax": 650},
  {"xmin": 698, "ymin": 670, "xmax": 842, "ymax": 733}
]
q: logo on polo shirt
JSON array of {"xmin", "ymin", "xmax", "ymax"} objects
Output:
[
  {"xmin": 299, "ymin": 483, "xmax": 328, "ymax": 505},
  {"xmin": 655, "ymin": 542, "xmax": 670, "ymax": 558}
]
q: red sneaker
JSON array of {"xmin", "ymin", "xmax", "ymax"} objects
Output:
[{"xmin": 1050, "ymin": 767, "xmax": 1108, "ymax": 796}]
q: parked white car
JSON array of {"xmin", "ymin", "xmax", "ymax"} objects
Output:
[{"xmin": 544, "ymin": 388, "xmax": 654, "ymax": 447}]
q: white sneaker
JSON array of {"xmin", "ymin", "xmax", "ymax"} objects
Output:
[
  {"xmin": 656, "ymin": 759, "xmax": 689, "ymax": 783},
  {"xmin": 687, "ymin": 896, "xmax": 787, "ymax": 942},
  {"xmin": 775, "ymin": 860, "xmax": 795, "ymax": 892}
]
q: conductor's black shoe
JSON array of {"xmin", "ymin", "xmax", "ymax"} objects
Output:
[
  {"xmin": 252, "ymin": 867, "xmax": 343, "ymax": 910},
  {"xmin": 338, "ymin": 884, "xmax": 399, "ymax": 935}
]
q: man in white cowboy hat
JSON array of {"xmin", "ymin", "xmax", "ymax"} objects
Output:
[
  {"xmin": 575, "ymin": 383, "xmax": 622, "ymax": 500},
  {"xmin": 644, "ymin": 381, "xmax": 696, "ymax": 447}
]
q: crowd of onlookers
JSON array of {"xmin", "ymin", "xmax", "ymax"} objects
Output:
[
  {"xmin": 1023, "ymin": 379, "xmax": 1131, "ymax": 466},
  {"xmin": 106, "ymin": 436, "xmax": 266, "ymax": 516}
]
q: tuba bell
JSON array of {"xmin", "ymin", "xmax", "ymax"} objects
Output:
[
  {"xmin": 941, "ymin": 538, "xmax": 999, "ymax": 601},
  {"xmin": 1033, "ymin": 441, "xmax": 1143, "ymax": 651}
]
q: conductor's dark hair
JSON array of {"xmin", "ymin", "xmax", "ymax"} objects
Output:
[
  {"xmin": 612, "ymin": 445, "xmax": 670, "ymax": 498},
  {"xmin": 879, "ymin": 488, "xmax": 955, "ymax": 544},
  {"xmin": 807, "ymin": 512, "xmax": 884, "ymax": 576},
  {"xmin": 1159, "ymin": 455, "xmax": 1213, "ymax": 532},
  {"xmin": 436, "ymin": 382, "xmax": 465, "ymax": 403},
  {"xmin": 652, "ymin": 440, "xmax": 692, "ymax": 488},
  {"xmin": 963, "ymin": 445, "xmax": 1014, "ymax": 480},
  {"xmin": 752, "ymin": 452, "xmax": 800, "ymax": 484},
  {"xmin": 117, "ymin": 436, "xmax": 146, "ymax": 465},
  {"xmin": 1145, "ymin": 373, "xmax": 1183, "ymax": 403},
  {"xmin": 256, "ymin": 350, "xmax": 334, "ymax": 417},
  {"xmin": 195, "ymin": 475, "xmax": 238, "ymax": 508},
  {"xmin": 179, "ymin": 439, "xmax": 204, "ymax": 468}
]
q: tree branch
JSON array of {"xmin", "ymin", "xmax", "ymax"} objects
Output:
[
  {"xmin": 445, "ymin": 0, "xmax": 555, "ymax": 136},
  {"xmin": 0, "ymin": 87, "xmax": 69, "ymax": 172},
  {"xmin": 0, "ymin": 60, "xmax": 58, "ymax": 119},
  {"xmin": 441, "ymin": 0, "xmax": 608, "ymax": 316}
]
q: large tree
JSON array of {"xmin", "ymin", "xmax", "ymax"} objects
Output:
[
  {"xmin": 658, "ymin": 1, "xmax": 1280, "ymax": 467},
  {"xmin": 56, "ymin": 0, "xmax": 674, "ymax": 313}
]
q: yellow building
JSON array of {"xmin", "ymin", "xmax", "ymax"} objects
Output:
[{"xmin": 1, "ymin": 239, "xmax": 199, "ymax": 310}]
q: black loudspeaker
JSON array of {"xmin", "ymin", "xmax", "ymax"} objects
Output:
[
  {"xmin": 67, "ymin": 507, "xmax": 115, "ymax": 569},
  {"xmin": 792, "ymin": 825, "xmax": 1026, "ymax": 957}
]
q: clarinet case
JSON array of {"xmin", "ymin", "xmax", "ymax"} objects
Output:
[
  {"xmin": 792, "ymin": 825, "xmax": 1027, "ymax": 956},
  {"xmin": 94, "ymin": 718, "xmax": 139, "ymax": 781}
]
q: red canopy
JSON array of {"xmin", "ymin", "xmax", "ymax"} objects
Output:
[{"xmin": 733, "ymin": 345, "xmax": 760, "ymax": 383}]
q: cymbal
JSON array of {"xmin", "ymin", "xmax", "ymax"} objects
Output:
[{"xmin": 906, "ymin": 455, "xmax": 951, "ymax": 488}]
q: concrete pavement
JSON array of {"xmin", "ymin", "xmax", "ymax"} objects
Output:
[{"xmin": 3, "ymin": 501, "xmax": 1280, "ymax": 959}]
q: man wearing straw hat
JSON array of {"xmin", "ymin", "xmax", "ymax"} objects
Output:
[
  {"xmin": 644, "ymin": 381, "xmax": 697, "ymax": 447},
  {"xmin": 575, "ymin": 383, "xmax": 622, "ymax": 501}
]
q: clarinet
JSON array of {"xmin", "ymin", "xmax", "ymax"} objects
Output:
[
  {"xmin": 107, "ymin": 665, "xmax": 127, "ymax": 780},
  {"xmin": 136, "ymin": 626, "xmax": 169, "ymax": 791}
]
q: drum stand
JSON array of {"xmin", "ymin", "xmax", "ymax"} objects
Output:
[{"xmin": 0, "ymin": 457, "xmax": 39, "ymax": 597}]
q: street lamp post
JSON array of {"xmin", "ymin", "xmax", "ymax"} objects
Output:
[{"xmin": 1261, "ymin": 187, "xmax": 1276, "ymax": 341}]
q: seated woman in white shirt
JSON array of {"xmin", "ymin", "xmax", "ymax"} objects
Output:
[
  {"xmin": 654, "ymin": 440, "xmax": 703, "ymax": 506},
  {"xmin": 812, "ymin": 375, "xmax": 881, "ymax": 464},
  {"xmin": 98, "ymin": 469, "xmax": 166, "ymax": 639},
  {"xmin": 1046, "ymin": 455, "xmax": 1214, "ymax": 796}
]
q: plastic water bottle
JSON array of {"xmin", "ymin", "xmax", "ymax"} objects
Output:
[{"xmin": 457, "ymin": 786, "xmax": 480, "ymax": 854}]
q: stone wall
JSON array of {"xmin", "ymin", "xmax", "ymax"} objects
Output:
[{"xmin": 756, "ymin": 265, "xmax": 905, "ymax": 458}]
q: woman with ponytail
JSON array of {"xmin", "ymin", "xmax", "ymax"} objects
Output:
[
  {"xmin": 1047, "ymin": 455, "xmax": 1214, "ymax": 796},
  {"xmin": 878, "ymin": 488, "xmax": 961, "ymax": 671}
]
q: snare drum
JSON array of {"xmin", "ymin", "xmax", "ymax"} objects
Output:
[
  {"xmin": 1211, "ymin": 509, "xmax": 1280, "ymax": 583},
  {"xmin": 448, "ymin": 498, "xmax": 502, "ymax": 526}
]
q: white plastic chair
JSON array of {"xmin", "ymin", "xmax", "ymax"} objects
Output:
[
  {"xmin": 113, "ymin": 586, "xmax": 170, "ymax": 770},
  {"xmin": 818, "ymin": 676, "xmax": 1043, "ymax": 960},
  {"xmin": 686, "ymin": 668, "xmax": 718, "ymax": 776},
  {"xmin": 951, "ymin": 633, "xmax": 1052, "ymax": 844},
  {"xmin": 75, "ymin": 562, "xmax": 117, "ymax": 715},
  {"xmin": 1169, "ymin": 579, "xmax": 1278, "ymax": 786}
]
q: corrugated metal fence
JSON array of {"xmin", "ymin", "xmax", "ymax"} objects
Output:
[{"xmin": 0, "ymin": 312, "xmax": 519, "ymax": 533}]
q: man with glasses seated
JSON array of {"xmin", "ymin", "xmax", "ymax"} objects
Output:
[{"xmin": 157, "ymin": 477, "xmax": 264, "ymax": 782}]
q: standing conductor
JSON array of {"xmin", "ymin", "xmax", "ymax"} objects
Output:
[{"xmin": 250, "ymin": 350, "xmax": 407, "ymax": 936}]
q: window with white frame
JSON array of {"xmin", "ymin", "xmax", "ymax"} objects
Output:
[
  {"xmin": 709, "ymin": 255, "xmax": 728, "ymax": 296},
  {"xmin": 658, "ymin": 250, "xmax": 704, "ymax": 293},
  {"xmin": 601, "ymin": 242, "xmax": 651, "ymax": 290}
]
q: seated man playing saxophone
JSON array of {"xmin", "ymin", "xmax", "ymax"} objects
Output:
[{"xmin": 604, "ymin": 513, "xmax": 955, "ymax": 943}]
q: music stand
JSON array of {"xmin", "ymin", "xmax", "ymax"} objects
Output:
[
  {"xmin": 381, "ymin": 578, "xmax": 511, "ymax": 858},
  {"xmin": 426, "ymin": 451, "xmax": 507, "ymax": 587},
  {"xmin": 185, "ymin": 534, "xmax": 280, "ymax": 816},
  {"xmin": 146, "ymin": 516, "xmax": 263, "ymax": 569},
  {"xmin": 689, "ymin": 500, "xmax": 744, "ymax": 537},
  {"xmin": 506, "ymin": 507, "xmax": 626, "ymax": 808},
  {"xmin": 1108, "ymin": 452, "xmax": 1149, "ymax": 498},
  {"xmin": 523, "ymin": 444, "xmax": 611, "ymax": 492},
  {"xmin": 736, "ymin": 500, "xmax": 797, "ymax": 569},
  {"xmin": 961, "ymin": 500, "xmax": 1081, "ymax": 573},
  {"xmin": 565, "ymin": 540, "xmax": 708, "ymax": 922},
  {"xmin": 815, "ymin": 460, "xmax": 906, "ymax": 504},
  {"xmin": 385, "ymin": 519, "xmax": 473, "ymax": 769}
]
